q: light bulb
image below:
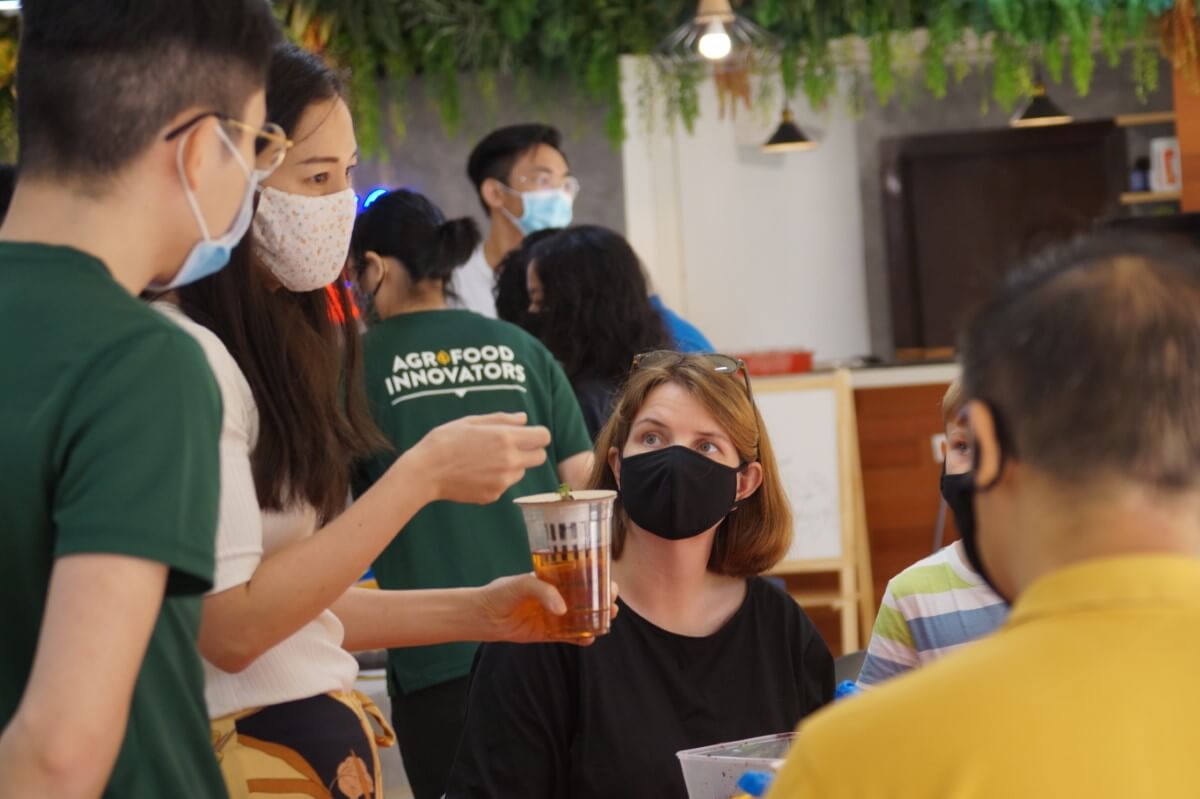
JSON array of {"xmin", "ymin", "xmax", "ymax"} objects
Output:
[{"xmin": 697, "ymin": 19, "xmax": 732, "ymax": 60}]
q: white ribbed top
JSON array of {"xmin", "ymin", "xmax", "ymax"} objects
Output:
[
  {"xmin": 156, "ymin": 303, "xmax": 358, "ymax": 719},
  {"xmin": 447, "ymin": 244, "xmax": 498, "ymax": 318}
]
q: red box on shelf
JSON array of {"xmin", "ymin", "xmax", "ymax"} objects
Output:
[{"xmin": 734, "ymin": 349, "xmax": 814, "ymax": 377}]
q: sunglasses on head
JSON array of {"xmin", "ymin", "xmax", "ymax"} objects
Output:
[{"xmin": 629, "ymin": 350, "xmax": 759, "ymax": 455}]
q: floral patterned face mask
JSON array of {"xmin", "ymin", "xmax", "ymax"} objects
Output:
[{"xmin": 252, "ymin": 186, "xmax": 358, "ymax": 292}]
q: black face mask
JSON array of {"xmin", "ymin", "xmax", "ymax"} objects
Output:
[
  {"xmin": 619, "ymin": 446, "xmax": 741, "ymax": 540},
  {"xmin": 351, "ymin": 269, "xmax": 384, "ymax": 324}
]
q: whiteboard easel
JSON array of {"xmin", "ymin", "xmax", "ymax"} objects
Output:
[{"xmin": 757, "ymin": 369, "xmax": 873, "ymax": 652}]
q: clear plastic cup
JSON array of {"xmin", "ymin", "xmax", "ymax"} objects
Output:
[{"xmin": 515, "ymin": 490, "xmax": 616, "ymax": 641}]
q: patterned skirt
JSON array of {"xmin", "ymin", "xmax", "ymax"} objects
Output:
[{"xmin": 212, "ymin": 690, "xmax": 396, "ymax": 799}]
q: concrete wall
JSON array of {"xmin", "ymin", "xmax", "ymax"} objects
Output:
[
  {"xmin": 353, "ymin": 76, "xmax": 625, "ymax": 234},
  {"xmin": 854, "ymin": 59, "xmax": 1174, "ymax": 354}
]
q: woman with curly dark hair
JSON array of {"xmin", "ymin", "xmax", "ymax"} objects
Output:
[
  {"xmin": 527, "ymin": 225, "xmax": 671, "ymax": 438},
  {"xmin": 493, "ymin": 227, "xmax": 560, "ymax": 331}
]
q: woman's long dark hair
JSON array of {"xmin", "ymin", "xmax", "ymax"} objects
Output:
[
  {"xmin": 530, "ymin": 225, "xmax": 668, "ymax": 384},
  {"xmin": 176, "ymin": 43, "xmax": 385, "ymax": 522},
  {"xmin": 349, "ymin": 189, "xmax": 479, "ymax": 294},
  {"xmin": 494, "ymin": 227, "xmax": 560, "ymax": 329}
]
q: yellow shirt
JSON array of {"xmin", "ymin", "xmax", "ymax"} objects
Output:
[{"xmin": 769, "ymin": 555, "xmax": 1200, "ymax": 799}]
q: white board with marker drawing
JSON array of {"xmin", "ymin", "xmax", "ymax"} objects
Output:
[
  {"xmin": 752, "ymin": 370, "xmax": 873, "ymax": 649},
  {"xmin": 755, "ymin": 386, "xmax": 843, "ymax": 561}
]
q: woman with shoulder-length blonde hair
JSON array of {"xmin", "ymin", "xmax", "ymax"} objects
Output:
[{"xmin": 446, "ymin": 351, "xmax": 835, "ymax": 799}]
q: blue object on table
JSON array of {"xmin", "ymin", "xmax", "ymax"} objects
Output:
[
  {"xmin": 835, "ymin": 679, "xmax": 862, "ymax": 700},
  {"xmin": 736, "ymin": 771, "xmax": 775, "ymax": 797}
]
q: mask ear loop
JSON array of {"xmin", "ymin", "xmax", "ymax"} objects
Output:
[{"xmin": 175, "ymin": 127, "xmax": 213, "ymax": 242}]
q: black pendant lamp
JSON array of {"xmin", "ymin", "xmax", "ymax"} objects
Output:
[
  {"xmin": 1010, "ymin": 82, "xmax": 1073, "ymax": 128},
  {"xmin": 761, "ymin": 107, "xmax": 817, "ymax": 153}
]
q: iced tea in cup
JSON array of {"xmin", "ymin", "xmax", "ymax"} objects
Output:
[{"xmin": 515, "ymin": 489, "xmax": 616, "ymax": 641}]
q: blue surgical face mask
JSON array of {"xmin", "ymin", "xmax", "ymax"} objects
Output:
[
  {"xmin": 500, "ymin": 186, "xmax": 575, "ymax": 235},
  {"xmin": 150, "ymin": 125, "xmax": 258, "ymax": 291}
]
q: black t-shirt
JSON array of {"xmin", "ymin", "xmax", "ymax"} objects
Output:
[
  {"xmin": 446, "ymin": 577, "xmax": 834, "ymax": 799},
  {"xmin": 572, "ymin": 377, "xmax": 618, "ymax": 440}
]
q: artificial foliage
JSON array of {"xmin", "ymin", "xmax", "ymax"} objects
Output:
[
  {"xmin": 0, "ymin": 3, "xmax": 1190, "ymax": 160},
  {"xmin": 273, "ymin": 0, "xmax": 1196, "ymax": 154}
]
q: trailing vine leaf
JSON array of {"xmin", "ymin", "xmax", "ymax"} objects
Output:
[
  {"xmin": 1043, "ymin": 35, "xmax": 1066, "ymax": 83},
  {"xmin": 991, "ymin": 34, "xmax": 1025, "ymax": 111},
  {"xmin": 869, "ymin": 32, "xmax": 896, "ymax": 105},
  {"xmin": 1053, "ymin": 0, "xmax": 1096, "ymax": 95},
  {"xmin": 346, "ymin": 41, "xmax": 383, "ymax": 158},
  {"xmin": 1132, "ymin": 38, "xmax": 1161, "ymax": 102},
  {"xmin": 1100, "ymin": 5, "xmax": 1123, "ymax": 68},
  {"xmin": 924, "ymin": 0, "xmax": 958, "ymax": 98},
  {"xmin": 635, "ymin": 58, "xmax": 659, "ymax": 137},
  {"xmin": 258, "ymin": 0, "xmax": 1177, "ymax": 151},
  {"xmin": 847, "ymin": 69, "xmax": 868, "ymax": 119},
  {"xmin": 801, "ymin": 45, "xmax": 838, "ymax": 111},
  {"xmin": 780, "ymin": 44, "xmax": 800, "ymax": 97},
  {"xmin": 475, "ymin": 69, "xmax": 499, "ymax": 123}
]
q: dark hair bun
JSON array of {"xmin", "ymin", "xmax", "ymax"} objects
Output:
[{"xmin": 431, "ymin": 217, "xmax": 482, "ymax": 279}]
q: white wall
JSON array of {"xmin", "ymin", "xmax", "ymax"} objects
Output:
[{"xmin": 621, "ymin": 56, "xmax": 870, "ymax": 361}]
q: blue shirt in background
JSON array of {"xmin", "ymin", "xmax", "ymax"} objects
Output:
[{"xmin": 650, "ymin": 295, "xmax": 713, "ymax": 353}]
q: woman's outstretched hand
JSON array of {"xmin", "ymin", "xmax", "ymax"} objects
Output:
[
  {"xmin": 411, "ymin": 413, "xmax": 551, "ymax": 505},
  {"xmin": 477, "ymin": 573, "xmax": 620, "ymax": 647}
]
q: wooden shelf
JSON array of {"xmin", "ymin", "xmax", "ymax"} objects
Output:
[
  {"xmin": 790, "ymin": 591, "xmax": 853, "ymax": 609},
  {"xmin": 1115, "ymin": 111, "xmax": 1176, "ymax": 127},
  {"xmin": 770, "ymin": 557, "xmax": 846, "ymax": 575},
  {"xmin": 1120, "ymin": 190, "xmax": 1181, "ymax": 205}
]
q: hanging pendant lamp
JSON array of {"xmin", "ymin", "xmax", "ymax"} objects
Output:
[
  {"xmin": 761, "ymin": 107, "xmax": 817, "ymax": 153},
  {"xmin": 1010, "ymin": 82, "xmax": 1073, "ymax": 128}
]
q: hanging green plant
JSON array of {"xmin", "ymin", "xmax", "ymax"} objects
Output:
[
  {"xmin": 869, "ymin": 32, "xmax": 898, "ymax": 104},
  {"xmin": 0, "ymin": 1, "xmax": 1174, "ymax": 159}
]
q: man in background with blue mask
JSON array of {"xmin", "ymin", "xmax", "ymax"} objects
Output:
[
  {"xmin": 0, "ymin": 1, "xmax": 278, "ymax": 796},
  {"xmin": 458, "ymin": 123, "xmax": 576, "ymax": 318},
  {"xmin": 460, "ymin": 124, "xmax": 715, "ymax": 353}
]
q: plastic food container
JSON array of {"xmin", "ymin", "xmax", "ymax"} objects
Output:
[{"xmin": 677, "ymin": 732, "xmax": 797, "ymax": 799}]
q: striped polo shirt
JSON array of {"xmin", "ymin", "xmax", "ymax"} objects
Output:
[{"xmin": 857, "ymin": 541, "xmax": 1008, "ymax": 687}]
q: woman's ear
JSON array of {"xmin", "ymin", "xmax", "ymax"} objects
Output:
[
  {"xmin": 607, "ymin": 446, "xmax": 621, "ymax": 488},
  {"xmin": 735, "ymin": 462, "xmax": 764, "ymax": 503}
]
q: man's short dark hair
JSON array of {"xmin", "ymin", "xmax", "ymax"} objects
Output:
[
  {"xmin": 960, "ymin": 232, "xmax": 1200, "ymax": 490},
  {"xmin": 17, "ymin": 0, "xmax": 279, "ymax": 183},
  {"xmin": 466, "ymin": 124, "xmax": 563, "ymax": 214}
]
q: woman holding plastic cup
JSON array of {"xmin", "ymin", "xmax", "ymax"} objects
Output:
[
  {"xmin": 446, "ymin": 351, "xmax": 835, "ymax": 799},
  {"xmin": 156, "ymin": 44, "xmax": 602, "ymax": 799}
]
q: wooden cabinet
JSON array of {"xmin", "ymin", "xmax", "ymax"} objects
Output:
[
  {"xmin": 882, "ymin": 121, "xmax": 1127, "ymax": 350},
  {"xmin": 854, "ymin": 377, "xmax": 957, "ymax": 611}
]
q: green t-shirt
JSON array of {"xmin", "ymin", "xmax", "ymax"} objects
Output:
[
  {"xmin": 0, "ymin": 244, "xmax": 226, "ymax": 798},
  {"xmin": 353, "ymin": 309, "xmax": 592, "ymax": 693}
]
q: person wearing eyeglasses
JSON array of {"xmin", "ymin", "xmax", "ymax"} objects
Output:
[
  {"xmin": 153, "ymin": 45, "xmax": 596, "ymax": 799},
  {"xmin": 446, "ymin": 351, "xmax": 835, "ymax": 799},
  {"xmin": 347, "ymin": 188, "xmax": 595, "ymax": 799},
  {"xmin": 0, "ymin": 2, "xmax": 279, "ymax": 797},
  {"xmin": 456, "ymin": 124, "xmax": 578, "ymax": 318},
  {"xmin": 463, "ymin": 124, "xmax": 714, "ymax": 354}
]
